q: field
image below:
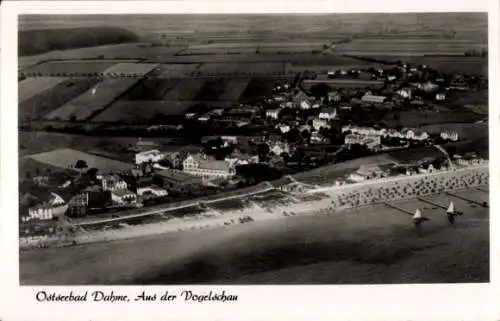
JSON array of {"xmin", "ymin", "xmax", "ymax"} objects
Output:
[
  {"xmin": 217, "ymin": 79, "xmax": 251, "ymax": 101},
  {"xmin": 21, "ymin": 61, "xmax": 119, "ymax": 76},
  {"xmin": 92, "ymin": 100, "xmax": 195, "ymax": 123},
  {"xmin": 388, "ymin": 146, "xmax": 445, "ymax": 164},
  {"xmin": 19, "ymin": 186, "xmax": 488, "ymax": 284},
  {"xmin": 302, "ymin": 79, "xmax": 385, "ymax": 89},
  {"xmin": 157, "ymin": 64, "xmax": 201, "ymax": 78},
  {"xmin": 44, "ymin": 78, "xmax": 140, "ymax": 121},
  {"xmin": 193, "ymin": 79, "xmax": 231, "ymax": 101},
  {"xmin": 18, "ymin": 77, "xmax": 68, "ymax": 103},
  {"xmin": 101, "ymin": 62, "xmax": 158, "ymax": 76},
  {"xmin": 335, "ymin": 38, "xmax": 486, "ymax": 56},
  {"xmin": 162, "ymin": 78, "xmax": 206, "ymax": 101},
  {"xmin": 197, "ymin": 62, "xmax": 286, "ymax": 76},
  {"xmin": 28, "ymin": 148, "xmax": 135, "ymax": 173},
  {"xmin": 120, "ymin": 78, "xmax": 180, "ymax": 100},
  {"xmin": 19, "ymin": 77, "xmax": 100, "ymax": 122},
  {"xmin": 206, "ymin": 198, "xmax": 248, "ymax": 212}
]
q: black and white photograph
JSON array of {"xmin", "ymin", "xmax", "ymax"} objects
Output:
[{"xmin": 15, "ymin": 11, "xmax": 490, "ymax": 287}]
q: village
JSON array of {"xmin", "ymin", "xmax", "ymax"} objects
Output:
[{"xmin": 19, "ymin": 59, "xmax": 487, "ymax": 244}]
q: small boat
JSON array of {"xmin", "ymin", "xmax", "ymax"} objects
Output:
[{"xmin": 413, "ymin": 208, "xmax": 428, "ymax": 227}]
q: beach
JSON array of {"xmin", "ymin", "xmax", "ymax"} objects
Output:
[{"xmin": 20, "ymin": 185, "xmax": 489, "ymax": 285}]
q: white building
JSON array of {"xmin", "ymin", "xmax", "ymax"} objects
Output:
[
  {"xmin": 440, "ymin": 130, "xmax": 459, "ymax": 141},
  {"xmin": 135, "ymin": 149, "xmax": 165, "ymax": 164},
  {"xmin": 101, "ymin": 174, "xmax": 128, "ymax": 191},
  {"xmin": 183, "ymin": 153, "xmax": 235, "ymax": 181},
  {"xmin": 328, "ymin": 92, "xmax": 341, "ymax": 103},
  {"xmin": 136, "ymin": 186, "xmax": 168, "ymax": 197},
  {"xmin": 436, "ymin": 93, "xmax": 446, "ymax": 101},
  {"xmin": 361, "ymin": 94, "xmax": 387, "ymax": 104},
  {"xmin": 396, "ymin": 88, "xmax": 412, "ymax": 99},
  {"xmin": 277, "ymin": 124, "xmax": 291, "ymax": 133},
  {"xmin": 318, "ymin": 107, "xmax": 337, "ymax": 120},
  {"xmin": 266, "ymin": 109, "xmax": 281, "ymax": 120},
  {"xmin": 270, "ymin": 142, "xmax": 290, "ymax": 156},
  {"xmin": 312, "ymin": 118, "xmax": 330, "ymax": 131},
  {"xmin": 111, "ymin": 189, "xmax": 137, "ymax": 204},
  {"xmin": 26, "ymin": 192, "xmax": 67, "ymax": 221}
]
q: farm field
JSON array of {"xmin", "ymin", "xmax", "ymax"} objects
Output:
[
  {"xmin": 335, "ymin": 38, "xmax": 486, "ymax": 56},
  {"xmin": 44, "ymin": 78, "xmax": 140, "ymax": 121},
  {"xmin": 18, "ymin": 77, "xmax": 68, "ymax": 103},
  {"xmin": 101, "ymin": 62, "xmax": 159, "ymax": 77},
  {"xmin": 28, "ymin": 148, "xmax": 135, "ymax": 173},
  {"xmin": 19, "ymin": 77, "xmax": 100, "ymax": 122},
  {"xmin": 197, "ymin": 62, "xmax": 286, "ymax": 76},
  {"xmin": 121, "ymin": 78, "xmax": 180, "ymax": 100},
  {"xmin": 217, "ymin": 79, "xmax": 251, "ymax": 101},
  {"xmin": 193, "ymin": 78, "xmax": 231, "ymax": 101},
  {"xmin": 21, "ymin": 61, "xmax": 119, "ymax": 77},
  {"xmin": 18, "ymin": 43, "xmax": 186, "ymax": 70},
  {"xmin": 92, "ymin": 100, "xmax": 195, "ymax": 123},
  {"xmin": 161, "ymin": 78, "xmax": 206, "ymax": 101}
]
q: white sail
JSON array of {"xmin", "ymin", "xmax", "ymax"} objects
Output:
[
  {"xmin": 413, "ymin": 208, "xmax": 422, "ymax": 219},
  {"xmin": 447, "ymin": 202, "xmax": 455, "ymax": 214}
]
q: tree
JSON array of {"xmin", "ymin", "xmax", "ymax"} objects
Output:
[
  {"xmin": 257, "ymin": 143, "xmax": 270, "ymax": 162},
  {"xmin": 309, "ymin": 83, "xmax": 330, "ymax": 100},
  {"xmin": 75, "ymin": 160, "xmax": 88, "ymax": 169}
]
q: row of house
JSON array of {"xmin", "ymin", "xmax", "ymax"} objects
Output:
[{"xmin": 341, "ymin": 125, "xmax": 430, "ymax": 141}]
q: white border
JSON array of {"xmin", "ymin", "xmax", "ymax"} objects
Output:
[{"xmin": 1, "ymin": 1, "xmax": 498, "ymax": 321}]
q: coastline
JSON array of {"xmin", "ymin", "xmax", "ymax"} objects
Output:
[{"xmin": 19, "ymin": 163, "xmax": 489, "ymax": 250}]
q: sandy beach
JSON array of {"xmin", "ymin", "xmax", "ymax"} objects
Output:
[{"xmin": 19, "ymin": 185, "xmax": 489, "ymax": 285}]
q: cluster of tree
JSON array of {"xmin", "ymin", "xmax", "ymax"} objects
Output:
[
  {"xmin": 464, "ymin": 48, "xmax": 487, "ymax": 57},
  {"xmin": 235, "ymin": 163, "xmax": 285, "ymax": 186}
]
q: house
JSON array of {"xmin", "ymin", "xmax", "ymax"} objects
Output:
[
  {"xmin": 361, "ymin": 94, "xmax": 387, "ymax": 104},
  {"xmin": 421, "ymin": 81, "xmax": 439, "ymax": 93},
  {"xmin": 182, "ymin": 153, "xmax": 235, "ymax": 181},
  {"xmin": 25, "ymin": 192, "xmax": 68, "ymax": 221},
  {"xmin": 318, "ymin": 107, "xmax": 337, "ymax": 120},
  {"xmin": 344, "ymin": 134, "xmax": 381, "ymax": 150},
  {"xmin": 266, "ymin": 108, "xmax": 281, "ymax": 120},
  {"xmin": 396, "ymin": 88, "xmax": 412, "ymax": 99},
  {"xmin": 312, "ymin": 118, "xmax": 330, "ymax": 131},
  {"xmin": 440, "ymin": 130, "xmax": 459, "ymax": 141},
  {"xmin": 401, "ymin": 128, "xmax": 429, "ymax": 141},
  {"xmin": 293, "ymin": 90, "xmax": 313, "ymax": 110},
  {"xmin": 277, "ymin": 124, "xmax": 291, "ymax": 133},
  {"xmin": 270, "ymin": 141, "xmax": 290, "ymax": 156},
  {"xmin": 185, "ymin": 113, "xmax": 197, "ymax": 119},
  {"xmin": 224, "ymin": 151, "xmax": 259, "ymax": 166},
  {"xmin": 435, "ymin": 93, "xmax": 446, "ymax": 101},
  {"xmin": 311, "ymin": 131, "xmax": 330, "ymax": 144},
  {"xmin": 328, "ymin": 92, "xmax": 341, "ymax": 103},
  {"xmin": 349, "ymin": 165, "xmax": 386, "ymax": 182},
  {"xmin": 136, "ymin": 179, "xmax": 168, "ymax": 197},
  {"xmin": 111, "ymin": 189, "xmax": 137, "ymax": 204},
  {"xmin": 101, "ymin": 174, "xmax": 128, "ymax": 191},
  {"xmin": 135, "ymin": 149, "xmax": 165, "ymax": 164}
]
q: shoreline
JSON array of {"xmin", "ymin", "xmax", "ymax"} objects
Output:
[{"xmin": 20, "ymin": 164, "xmax": 489, "ymax": 250}]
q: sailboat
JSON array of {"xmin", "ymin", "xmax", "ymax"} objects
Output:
[
  {"xmin": 447, "ymin": 201, "xmax": 455, "ymax": 214},
  {"xmin": 413, "ymin": 208, "xmax": 429, "ymax": 227},
  {"xmin": 447, "ymin": 201, "xmax": 462, "ymax": 216}
]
